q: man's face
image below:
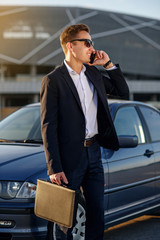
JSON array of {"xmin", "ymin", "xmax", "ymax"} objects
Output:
[{"xmin": 69, "ymin": 31, "xmax": 95, "ymax": 63}]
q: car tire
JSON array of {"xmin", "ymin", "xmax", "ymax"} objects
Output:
[
  {"xmin": 47, "ymin": 198, "xmax": 86, "ymax": 240},
  {"xmin": 71, "ymin": 201, "xmax": 86, "ymax": 240}
]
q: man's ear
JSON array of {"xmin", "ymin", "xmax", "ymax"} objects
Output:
[{"xmin": 66, "ymin": 42, "xmax": 72, "ymax": 52}]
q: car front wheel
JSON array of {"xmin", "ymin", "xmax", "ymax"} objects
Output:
[{"xmin": 51, "ymin": 202, "xmax": 86, "ymax": 240}]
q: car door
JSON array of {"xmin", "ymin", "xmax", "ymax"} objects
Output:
[
  {"xmin": 106, "ymin": 104, "xmax": 155, "ymax": 225},
  {"xmin": 139, "ymin": 105, "xmax": 160, "ymax": 199}
]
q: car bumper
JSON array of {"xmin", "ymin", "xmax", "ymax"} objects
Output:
[{"xmin": 0, "ymin": 210, "xmax": 47, "ymax": 240}]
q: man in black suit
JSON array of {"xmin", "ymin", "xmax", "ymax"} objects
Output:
[{"xmin": 40, "ymin": 23, "xmax": 129, "ymax": 240}]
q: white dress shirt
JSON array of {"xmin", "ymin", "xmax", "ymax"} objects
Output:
[{"xmin": 64, "ymin": 60, "xmax": 98, "ymax": 139}]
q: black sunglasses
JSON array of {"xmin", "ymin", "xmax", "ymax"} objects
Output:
[{"xmin": 69, "ymin": 39, "xmax": 94, "ymax": 48}]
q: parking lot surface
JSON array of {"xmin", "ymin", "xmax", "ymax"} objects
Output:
[{"xmin": 104, "ymin": 215, "xmax": 160, "ymax": 240}]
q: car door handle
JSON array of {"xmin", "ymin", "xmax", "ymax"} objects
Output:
[{"xmin": 144, "ymin": 149, "xmax": 154, "ymax": 157}]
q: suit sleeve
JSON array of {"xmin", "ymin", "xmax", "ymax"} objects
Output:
[
  {"xmin": 40, "ymin": 75, "xmax": 63, "ymax": 175},
  {"xmin": 102, "ymin": 64, "xmax": 129, "ymax": 99}
]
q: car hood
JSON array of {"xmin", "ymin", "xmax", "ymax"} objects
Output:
[{"xmin": 0, "ymin": 143, "xmax": 46, "ymax": 181}]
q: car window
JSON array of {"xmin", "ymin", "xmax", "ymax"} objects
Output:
[
  {"xmin": 114, "ymin": 106, "xmax": 145, "ymax": 144},
  {"xmin": 0, "ymin": 106, "xmax": 41, "ymax": 141},
  {"xmin": 140, "ymin": 106, "xmax": 160, "ymax": 142}
]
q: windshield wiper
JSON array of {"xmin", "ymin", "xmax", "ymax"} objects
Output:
[
  {"xmin": 0, "ymin": 138, "xmax": 15, "ymax": 143},
  {"xmin": 23, "ymin": 139, "xmax": 43, "ymax": 144},
  {"xmin": 0, "ymin": 138, "xmax": 43, "ymax": 144}
]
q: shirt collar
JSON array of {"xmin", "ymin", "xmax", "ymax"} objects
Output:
[{"xmin": 64, "ymin": 60, "xmax": 86, "ymax": 75}]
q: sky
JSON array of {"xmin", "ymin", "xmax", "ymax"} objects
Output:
[{"xmin": 0, "ymin": 0, "xmax": 160, "ymax": 21}]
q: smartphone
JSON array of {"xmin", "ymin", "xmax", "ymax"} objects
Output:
[{"xmin": 89, "ymin": 53, "xmax": 96, "ymax": 64}]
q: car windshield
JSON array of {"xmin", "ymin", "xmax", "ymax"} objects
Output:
[{"xmin": 0, "ymin": 106, "xmax": 42, "ymax": 142}]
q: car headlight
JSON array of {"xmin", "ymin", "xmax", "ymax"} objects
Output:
[
  {"xmin": 7, "ymin": 182, "xmax": 22, "ymax": 198},
  {"xmin": 0, "ymin": 181, "xmax": 36, "ymax": 199},
  {"xmin": 0, "ymin": 181, "xmax": 22, "ymax": 199},
  {"xmin": 16, "ymin": 182, "xmax": 36, "ymax": 198}
]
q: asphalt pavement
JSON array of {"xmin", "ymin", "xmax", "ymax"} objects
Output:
[{"xmin": 104, "ymin": 215, "xmax": 160, "ymax": 240}]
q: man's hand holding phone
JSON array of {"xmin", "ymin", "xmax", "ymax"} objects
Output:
[{"xmin": 89, "ymin": 50, "xmax": 114, "ymax": 69}]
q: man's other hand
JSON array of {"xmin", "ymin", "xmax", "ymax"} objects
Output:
[{"xmin": 49, "ymin": 172, "xmax": 68, "ymax": 186}]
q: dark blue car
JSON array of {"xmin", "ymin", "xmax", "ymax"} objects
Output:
[{"xmin": 0, "ymin": 100, "xmax": 160, "ymax": 240}]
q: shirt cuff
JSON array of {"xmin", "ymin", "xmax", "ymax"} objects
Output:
[{"xmin": 106, "ymin": 66, "xmax": 117, "ymax": 71}]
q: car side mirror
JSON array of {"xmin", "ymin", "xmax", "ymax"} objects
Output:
[{"xmin": 118, "ymin": 135, "xmax": 138, "ymax": 148}]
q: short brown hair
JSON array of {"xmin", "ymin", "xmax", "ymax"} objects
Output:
[{"xmin": 60, "ymin": 24, "xmax": 90, "ymax": 54}]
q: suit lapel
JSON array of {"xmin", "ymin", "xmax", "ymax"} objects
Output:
[
  {"xmin": 60, "ymin": 63, "xmax": 109, "ymax": 114},
  {"xmin": 60, "ymin": 63, "xmax": 83, "ymax": 112}
]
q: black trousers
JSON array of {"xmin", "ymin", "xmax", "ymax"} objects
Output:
[
  {"xmin": 66, "ymin": 141, "xmax": 104, "ymax": 240},
  {"xmin": 46, "ymin": 141, "xmax": 104, "ymax": 240}
]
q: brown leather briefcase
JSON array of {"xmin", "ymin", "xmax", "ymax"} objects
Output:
[{"xmin": 34, "ymin": 179, "xmax": 75, "ymax": 228}]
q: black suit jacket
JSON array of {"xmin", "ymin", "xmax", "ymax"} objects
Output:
[{"xmin": 40, "ymin": 63, "xmax": 129, "ymax": 175}]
